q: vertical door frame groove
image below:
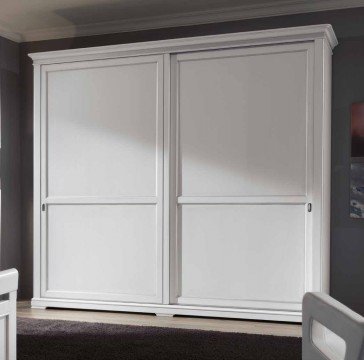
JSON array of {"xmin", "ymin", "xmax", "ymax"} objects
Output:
[
  {"xmin": 162, "ymin": 53, "xmax": 171, "ymax": 304},
  {"xmin": 33, "ymin": 64, "xmax": 41, "ymax": 299}
]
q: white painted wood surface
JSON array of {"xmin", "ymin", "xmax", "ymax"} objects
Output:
[
  {"xmin": 0, "ymin": 269, "xmax": 18, "ymax": 360},
  {"xmin": 170, "ymin": 42, "xmax": 312, "ymax": 313},
  {"xmin": 46, "ymin": 57, "xmax": 161, "ymax": 198},
  {"xmin": 39, "ymin": 55, "xmax": 164, "ymax": 304},
  {"xmin": 175, "ymin": 44, "xmax": 310, "ymax": 197},
  {"xmin": 45, "ymin": 205, "xmax": 160, "ymax": 302},
  {"xmin": 31, "ymin": 25, "xmax": 337, "ymax": 322},
  {"xmin": 176, "ymin": 204, "xmax": 305, "ymax": 311}
]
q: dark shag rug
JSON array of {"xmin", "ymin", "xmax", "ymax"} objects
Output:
[{"xmin": 18, "ymin": 318, "xmax": 301, "ymax": 360}]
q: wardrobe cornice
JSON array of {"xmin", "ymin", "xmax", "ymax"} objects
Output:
[{"xmin": 29, "ymin": 24, "xmax": 337, "ymax": 65}]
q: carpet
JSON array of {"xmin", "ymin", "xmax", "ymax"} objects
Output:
[{"xmin": 18, "ymin": 318, "xmax": 301, "ymax": 359}]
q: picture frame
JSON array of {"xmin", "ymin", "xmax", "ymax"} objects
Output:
[{"xmin": 350, "ymin": 102, "xmax": 364, "ymax": 218}]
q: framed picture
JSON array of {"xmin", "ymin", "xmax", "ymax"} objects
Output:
[{"xmin": 350, "ymin": 102, "xmax": 364, "ymax": 218}]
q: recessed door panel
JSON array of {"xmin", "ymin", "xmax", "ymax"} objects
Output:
[
  {"xmin": 46, "ymin": 205, "xmax": 158, "ymax": 302},
  {"xmin": 177, "ymin": 45, "xmax": 310, "ymax": 197},
  {"xmin": 47, "ymin": 60, "xmax": 158, "ymax": 198},
  {"xmin": 177, "ymin": 204, "xmax": 305, "ymax": 310}
]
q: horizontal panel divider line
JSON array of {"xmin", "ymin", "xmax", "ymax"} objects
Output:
[
  {"xmin": 44, "ymin": 290, "xmax": 159, "ymax": 302},
  {"xmin": 44, "ymin": 196, "xmax": 158, "ymax": 205},
  {"xmin": 177, "ymin": 196, "xmax": 309, "ymax": 205}
]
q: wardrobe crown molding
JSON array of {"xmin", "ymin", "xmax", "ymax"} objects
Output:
[{"xmin": 29, "ymin": 24, "xmax": 337, "ymax": 65}]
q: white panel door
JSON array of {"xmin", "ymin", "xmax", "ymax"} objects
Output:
[
  {"xmin": 171, "ymin": 43, "xmax": 314, "ymax": 311},
  {"xmin": 40, "ymin": 55, "xmax": 164, "ymax": 304}
]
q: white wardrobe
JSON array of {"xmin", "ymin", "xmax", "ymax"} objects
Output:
[{"xmin": 31, "ymin": 24, "xmax": 337, "ymax": 322}]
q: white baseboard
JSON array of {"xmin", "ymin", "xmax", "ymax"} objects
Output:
[{"xmin": 31, "ymin": 297, "xmax": 302, "ymax": 323}]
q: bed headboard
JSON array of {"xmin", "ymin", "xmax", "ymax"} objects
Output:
[{"xmin": 0, "ymin": 269, "xmax": 18, "ymax": 360}]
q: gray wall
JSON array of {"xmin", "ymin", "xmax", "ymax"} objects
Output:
[
  {"xmin": 18, "ymin": 7, "xmax": 364, "ymax": 313},
  {"xmin": 0, "ymin": 37, "xmax": 21, "ymax": 273}
]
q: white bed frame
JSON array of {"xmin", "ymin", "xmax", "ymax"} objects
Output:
[
  {"xmin": 303, "ymin": 292, "xmax": 364, "ymax": 360},
  {"xmin": 0, "ymin": 269, "xmax": 18, "ymax": 360}
]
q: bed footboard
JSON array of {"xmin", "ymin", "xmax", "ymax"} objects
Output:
[{"xmin": 302, "ymin": 292, "xmax": 364, "ymax": 360}]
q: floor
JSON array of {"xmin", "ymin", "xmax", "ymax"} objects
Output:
[{"xmin": 17, "ymin": 302, "xmax": 301, "ymax": 337}]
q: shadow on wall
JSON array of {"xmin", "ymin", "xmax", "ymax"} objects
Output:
[
  {"xmin": 0, "ymin": 36, "xmax": 21, "ymax": 274},
  {"xmin": 53, "ymin": 0, "xmax": 297, "ymax": 29}
]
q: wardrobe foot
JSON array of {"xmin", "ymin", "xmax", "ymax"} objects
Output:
[{"xmin": 156, "ymin": 313, "xmax": 174, "ymax": 317}]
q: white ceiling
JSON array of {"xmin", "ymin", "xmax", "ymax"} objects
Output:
[{"xmin": 0, "ymin": 0, "xmax": 364, "ymax": 42}]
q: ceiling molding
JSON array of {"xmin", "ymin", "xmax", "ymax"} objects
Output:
[
  {"xmin": 2, "ymin": 0, "xmax": 364, "ymax": 43},
  {"xmin": 0, "ymin": 20, "xmax": 22, "ymax": 43}
]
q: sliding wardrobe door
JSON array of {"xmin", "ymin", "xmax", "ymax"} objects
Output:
[
  {"xmin": 39, "ymin": 55, "xmax": 164, "ymax": 303},
  {"xmin": 170, "ymin": 43, "xmax": 314, "ymax": 311}
]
